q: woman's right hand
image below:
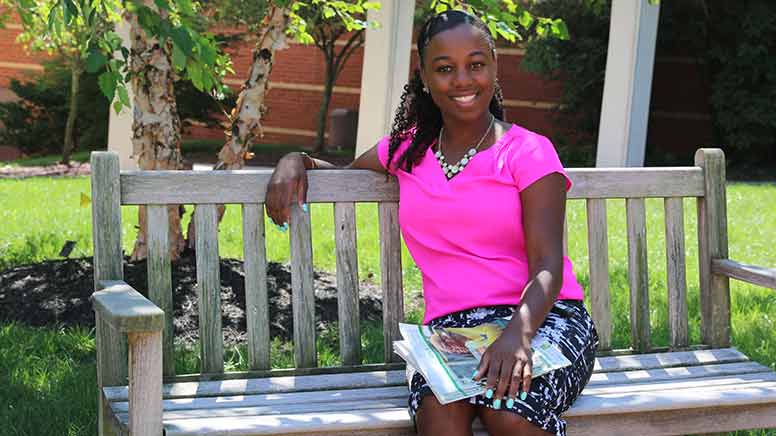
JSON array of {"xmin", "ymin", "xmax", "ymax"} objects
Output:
[{"xmin": 265, "ymin": 152, "xmax": 309, "ymax": 230}]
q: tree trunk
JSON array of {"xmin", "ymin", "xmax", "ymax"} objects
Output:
[
  {"xmin": 128, "ymin": 5, "xmax": 185, "ymax": 261},
  {"xmin": 186, "ymin": 6, "xmax": 290, "ymax": 250},
  {"xmin": 62, "ymin": 63, "xmax": 80, "ymax": 165},
  {"xmin": 313, "ymin": 65, "xmax": 335, "ymax": 153}
]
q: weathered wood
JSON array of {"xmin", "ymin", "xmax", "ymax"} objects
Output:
[
  {"xmin": 695, "ymin": 149, "xmax": 731, "ymax": 348},
  {"xmin": 119, "ymin": 168, "xmax": 704, "ymax": 205},
  {"xmin": 334, "ymin": 202, "xmax": 361, "ymax": 366},
  {"xmin": 92, "ymin": 281, "xmax": 165, "ymax": 333},
  {"xmin": 160, "ymin": 362, "xmax": 407, "ymax": 384},
  {"xmin": 96, "ymin": 312, "xmax": 127, "ymax": 436},
  {"xmin": 664, "ymin": 197, "xmax": 689, "ymax": 349},
  {"xmin": 289, "ymin": 203, "xmax": 316, "ymax": 368},
  {"xmin": 379, "ymin": 202, "xmax": 403, "ymax": 363},
  {"xmin": 562, "ymin": 214, "xmax": 569, "ymax": 257},
  {"xmin": 594, "ymin": 347, "xmax": 747, "ymax": 372},
  {"xmin": 626, "ymin": 198, "xmax": 651, "ymax": 352},
  {"xmin": 194, "ymin": 204, "xmax": 224, "ymax": 373},
  {"xmin": 242, "ymin": 204, "xmax": 270, "ymax": 370},
  {"xmin": 146, "ymin": 205, "xmax": 175, "ymax": 376},
  {"xmin": 91, "ymin": 152, "xmax": 124, "ymax": 288},
  {"xmin": 128, "ymin": 331, "xmax": 163, "ymax": 436},
  {"xmin": 712, "ymin": 259, "xmax": 776, "ymax": 290},
  {"xmin": 586, "ymin": 199, "xmax": 611, "ymax": 351}
]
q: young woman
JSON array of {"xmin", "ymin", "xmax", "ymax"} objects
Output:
[{"xmin": 265, "ymin": 10, "xmax": 598, "ymax": 436}]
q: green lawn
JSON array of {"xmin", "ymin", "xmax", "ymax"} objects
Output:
[{"xmin": 0, "ymin": 176, "xmax": 774, "ymax": 436}]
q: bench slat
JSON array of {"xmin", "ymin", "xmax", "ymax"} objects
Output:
[
  {"xmin": 664, "ymin": 197, "xmax": 689, "ymax": 349},
  {"xmin": 334, "ymin": 202, "xmax": 361, "ymax": 366},
  {"xmin": 289, "ymin": 204, "xmax": 316, "ymax": 368},
  {"xmin": 195, "ymin": 204, "xmax": 224, "ymax": 373},
  {"xmin": 147, "ymin": 205, "xmax": 175, "ymax": 376},
  {"xmin": 104, "ymin": 348, "xmax": 751, "ymax": 403},
  {"xmin": 242, "ymin": 204, "xmax": 270, "ymax": 370},
  {"xmin": 586, "ymin": 199, "xmax": 611, "ymax": 351},
  {"xmin": 626, "ymin": 198, "xmax": 651, "ymax": 352},
  {"xmin": 379, "ymin": 202, "xmax": 403, "ymax": 363},
  {"xmin": 118, "ymin": 168, "xmax": 705, "ymax": 205}
]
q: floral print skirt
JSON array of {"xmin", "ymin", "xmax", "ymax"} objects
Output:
[{"xmin": 408, "ymin": 300, "xmax": 598, "ymax": 436}]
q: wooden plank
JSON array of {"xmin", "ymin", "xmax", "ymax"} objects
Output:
[
  {"xmin": 105, "ymin": 369, "xmax": 408, "ymax": 402},
  {"xmin": 664, "ymin": 197, "xmax": 689, "ymax": 349},
  {"xmin": 165, "ymin": 362, "xmax": 406, "ymax": 383},
  {"xmin": 146, "ymin": 205, "xmax": 175, "ymax": 376},
  {"xmin": 626, "ymin": 198, "xmax": 650, "ymax": 352},
  {"xmin": 586, "ymin": 199, "xmax": 611, "ymax": 351},
  {"xmin": 594, "ymin": 348, "xmax": 747, "ymax": 372},
  {"xmin": 127, "ymin": 331, "xmax": 163, "ymax": 436},
  {"xmin": 334, "ymin": 202, "xmax": 361, "ymax": 366},
  {"xmin": 121, "ymin": 170, "xmax": 399, "ymax": 204},
  {"xmin": 583, "ymin": 371, "xmax": 776, "ymax": 396},
  {"xmin": 242, "ymin": 204, "xmax": 270, "ymax": 370},
  {"xmin": 289, "ymin": 203, "xmax": 316, "ymax": 368},
  {"xmin": 96, "ymin": 313, "xmax": 127, "ymax": 436},
  {"xmin": 92, "ymin": 281, "xmax": 165, "ymax": 333},
  {"xmin": 567, "ymin": 167, "xmax": 705, "ymax": 198},
  {"xmin": 119, "ymin": 168, "xmax": 704, "ymax": 205},
  {"xmin": 562, "ymin": 214, "xmax": 569, "ymax": 257},
  {"xmin": 712, "ymin": 259, "xmax": 776, "ymax": 290},
  {"xmin": 695, "ymin": 149, "xmax": 731, "ymax": 347},
  {"xmin": 587, "ymin": 361, "xmax": 772, "ymax": 387},
  {"xmin": 379, "ymin": 202, "xmax": 403, "ymax": 363},
  {"xmin": 194, "ymin": 204, "xmax": 224, "ymax": 373},
  {"xmin": 91, "ymin": 152, "xmax": 124, "ymax": 289},
  {"xmin": 566, "ymin": 403, "xmax": 776, "ymax": 436}
]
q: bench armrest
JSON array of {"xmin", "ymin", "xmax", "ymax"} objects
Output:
[
  {"xmin": 92, "ymin": 280, "xmax": 164, "ymax": 333},
  {"xmin": 712, "ymin": 259, "xmax": 776, "ymax": 290}
]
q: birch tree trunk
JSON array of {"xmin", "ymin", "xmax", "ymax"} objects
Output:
[
  {"xmin": 128, "ymin": 5, "xmax": 186, "ymax": 261},
  {"xmin": 62, "ymin": 62, "xmax": 80, "ymax": 165},
  {"xmin": 186, "ymin": 6, "xmax": 290, "ymax": 249}
]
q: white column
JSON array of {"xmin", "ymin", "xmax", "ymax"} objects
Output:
[
  {"xmin": 595, "ymin": 0, "xmax": 660, "ymax": 167},
  {"xmin": 354, "ymin": 0, "xmax": 415, "ymax": 157},
  {"xmin": 107, "ymin": 19, "xmax": 136, "ymax": 170}
]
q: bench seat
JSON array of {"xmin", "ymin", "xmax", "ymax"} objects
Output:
[{"xmin": 103, "ymin": 348, "xmax": 776, "ymax": 436}]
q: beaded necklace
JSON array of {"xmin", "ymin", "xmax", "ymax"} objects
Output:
[{"xmin": 434, "ymin": 114, "xmax": 495, "ymax": 180}]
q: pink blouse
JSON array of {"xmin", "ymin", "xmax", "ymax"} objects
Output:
[{"xmin": 377, "ymin": 124, "xmax": 585, "ymax": 323}]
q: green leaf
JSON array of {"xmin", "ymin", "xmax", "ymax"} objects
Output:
[
  {"xmin": 85, "ymin": 49, "xmax": 107, "ymax": 73},
  {"xmin": 117, "ymin": 85, "xmax": 130, "ymax": 108},
  {"xmin": 153, "ymin": 0, "xmax": 170, "ymax": 11},
  {"xmin": 172, "ymin": 44, "xmax": 186, "ymax": 71},
  {"xmin": 113, "ymin": 99, "xmax": 123, "ymax": 114},
  {"xmin": 553, "ymin": 20, "xmax": 570, "ymax": 40},
  {"xmin": 63, "ymin": 0, "xmax": 78, "ymax": 25},
  {"xmin": 98, "ymin": 71, "xmax": 116, "ymax": 101},
  {"xmin": 170, "ymin": 27, "xmax": 194, "ymax": 56}
]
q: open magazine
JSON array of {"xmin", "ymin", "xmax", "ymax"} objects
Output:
[{"xmin": 394, "ymin": 318, "xmax": 571, "ymax": 405}]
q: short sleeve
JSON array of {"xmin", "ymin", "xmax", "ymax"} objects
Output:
[{"xmin": 509, "ymin": 133, "xmax": 572, "ymax": 192}]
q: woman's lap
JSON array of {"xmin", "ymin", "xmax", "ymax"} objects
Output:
[{"xmin": 409, "ymin": 300, "xmax": 598, "ymax": 436}]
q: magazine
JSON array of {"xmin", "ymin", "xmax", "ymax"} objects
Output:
[{"xmin": 395, "ymin": 319, "xmax": 572, "ymax": 405}]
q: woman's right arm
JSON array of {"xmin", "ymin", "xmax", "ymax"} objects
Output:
[{"xmin": 265, "ymin": 145, "xmax": 386, "ymax": 228}]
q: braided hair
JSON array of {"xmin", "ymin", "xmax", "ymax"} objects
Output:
[{"xmin": 386, "ymin": 10, "xmax": 505, "ymax": 173}]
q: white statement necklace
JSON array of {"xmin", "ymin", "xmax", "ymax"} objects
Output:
[{"xmin": 434, "ymin": 115, "xmax": 495, "ymax": 180}]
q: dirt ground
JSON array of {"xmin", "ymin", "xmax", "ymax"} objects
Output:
[{"xmin": 0, "ymin": 255, "xmax": 384, "ymax": 344}]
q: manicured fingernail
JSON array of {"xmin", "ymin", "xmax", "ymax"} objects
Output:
[
  {"xmin": 471, "ymin": 370, "xmax": 478, "ymax": 379},
  {"xmin": 302, "ymin": 203, "xmax": 308, "ymax": 213},
  {"xmin": 506, "ymin": 398, "xmax": 515, "ymax": 409},
  {"xmin": 485, "ymin": 389, "xmax": 493, "ymax": 399},
  {"xmin": 520, "ymin": 391, "xmax": 528, "ymax": 401},
  {"xmin": 492, "ymin": 398, "xmax": 501, "ymax": 409},
  {"xmin": 280, "ymin": 223, "xmax": 288, "ymax": 232}
]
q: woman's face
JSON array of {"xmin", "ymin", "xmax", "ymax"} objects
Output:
[{"xmin": 420, "ymin": 24, "xmax": 497, "ymax": 124}]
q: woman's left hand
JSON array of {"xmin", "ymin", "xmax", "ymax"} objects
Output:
[{"xmin": 473, "ymin": 325, "xmax": 533, "ymax": 406}]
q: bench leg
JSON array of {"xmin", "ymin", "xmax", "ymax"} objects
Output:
[{"xmin": 128, "ymin": 331, "xmax": 163, "ymax": 436}]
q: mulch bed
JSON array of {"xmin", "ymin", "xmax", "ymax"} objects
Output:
[{"xmin": 0, "ymin": 255, "xmax": 384, "ymax": 344}]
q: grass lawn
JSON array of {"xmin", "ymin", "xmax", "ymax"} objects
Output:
[{"xmin": 0, "ymin": 176, "xmax": 774, "ymax": 436}]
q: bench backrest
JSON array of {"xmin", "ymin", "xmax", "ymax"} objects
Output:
[{"xmin": 90, "ymin": 148, "xmax": 730, "ymax": 382}]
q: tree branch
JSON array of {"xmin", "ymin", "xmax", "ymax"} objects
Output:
[{"xmin": 334, "ymin": 29, "xmax": 364, "ymax": 78}]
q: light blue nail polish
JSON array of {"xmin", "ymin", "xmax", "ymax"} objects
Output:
[
  {"xmin": 302, "ymin": 203, "xmax": 309, "ymax": 213},
  {"xmin": 520, "ymin": 391, "xmax": 528, "ymax": 401},
  {"xmin": 280, "ymin": 223, "xmax": 288, "ymax": 233},
  {"xmin": 506, "ymin": 398, "xmax": 514, "ymax": 409},
  {"xmin": 492, "ymin": 399, "xmax": 501, "ymax": 410},
  {"xmin": 471, "ymin": 370, "xmax": 478, "ymax": 379},
  {"xmin": 485, "ymin": 389, "xmax": 493, "ymax": 399}
]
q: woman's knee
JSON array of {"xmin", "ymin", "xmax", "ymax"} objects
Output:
[
  {"xmin": 416, "ymin": 396, "xmax": 477, "ymax": 436},
  {"xmin": 478, "ymin": 407, "xmax": 552, "ymax": 436}
]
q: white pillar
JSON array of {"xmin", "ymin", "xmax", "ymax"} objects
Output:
[
  {"xmin": 595, "ymin": 0, "xmax": 660, "ymax": 167},
  {"xmin": 354, "ymin": 0, "xmax": 415, "ymax": 157},
  {"xmin": 107, "ymin": 19, "xmax": 136, "ymax": 170}
]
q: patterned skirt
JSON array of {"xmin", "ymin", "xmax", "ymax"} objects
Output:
[{"xmin": 408, "ymin": 300, "xmax": 598, "ymax": 436}]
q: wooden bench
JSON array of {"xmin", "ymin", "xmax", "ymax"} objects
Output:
[{"xmin": 89, "ymin": 148, "xmax": 776, "ymax": 436}]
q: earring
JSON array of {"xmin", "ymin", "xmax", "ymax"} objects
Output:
[{"xmin": 423, "ymin": 86, "xmax": 429, "ymax": 93}]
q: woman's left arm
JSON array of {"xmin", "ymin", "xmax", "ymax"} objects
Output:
[{"xmin": 474, "ymin": 172, "xmax": 568, "ymax": 403}]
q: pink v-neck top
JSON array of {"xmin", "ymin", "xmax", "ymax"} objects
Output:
[{"xmin": 377, "ymin": 124, "xmax": 584, "ymax": 323}]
